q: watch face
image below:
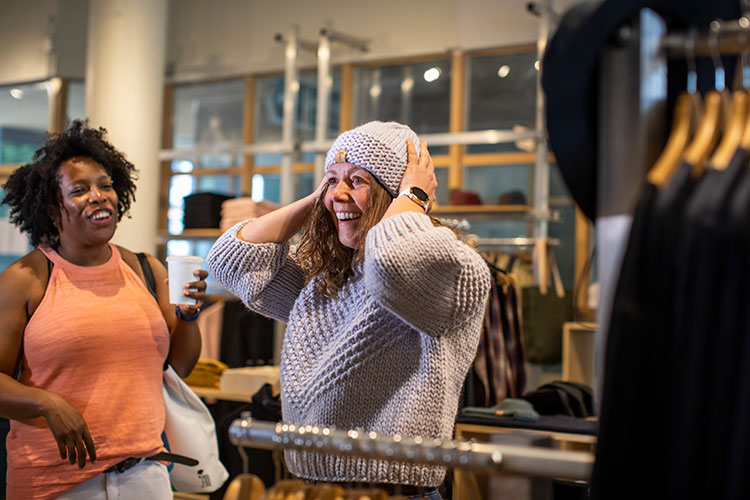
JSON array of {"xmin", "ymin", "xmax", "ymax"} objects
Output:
[{"xmin": 410, "ymin": 186, "xmax": 430, "ymax": 202}]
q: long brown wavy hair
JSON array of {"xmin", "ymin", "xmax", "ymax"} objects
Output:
[
  {"xmin": 295, "ymin": 174, "xmax": 393, "ymax": 299},
  {"xmin": 296, "ymin": 171, "xmax": 467, "ymax": 298}
]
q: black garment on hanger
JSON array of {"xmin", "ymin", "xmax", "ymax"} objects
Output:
[
  {"xmin": 543, "ymin": 0, "xmax": 740, "ymax": 220},
  {"xmin": 589, "ymin": 181, "xmax": 658, "ymax": 500},
  {"xmin": 220, "ymin": 299, "xmax": 275, "ymax": 367},
  {"xmin": 668, "ymin": 149, "xmax": 747, "ymax": 499},
  {"xmin": 723, "ymin": 167, "xmax": 750, "ymax": 498}
]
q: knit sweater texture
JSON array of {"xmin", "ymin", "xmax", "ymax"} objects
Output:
[{"xmin": 206, "ymin": 212, "xmax": 491, "ymax": 486}]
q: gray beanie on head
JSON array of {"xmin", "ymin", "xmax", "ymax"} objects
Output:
[{"xmin": 324, "ymin": 121, "xmax": 420, "ymax": 197}]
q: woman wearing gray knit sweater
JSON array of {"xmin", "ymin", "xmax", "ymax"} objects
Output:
[{"xmin": 206, "ymin": 121, "xmax": 490, "ymax": 499}]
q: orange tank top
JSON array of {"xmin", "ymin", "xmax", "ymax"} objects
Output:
[{"xmin": 6, "ymin": 244, "xmax": 170, "ymax": 500}]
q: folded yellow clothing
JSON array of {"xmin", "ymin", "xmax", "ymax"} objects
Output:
[
  {"xmin": 184, "ymin": 375, "xmax": 221, "ymax": 389},
  {"xmin": 195, "ymin": 359, "xmax": 229, "ymax": 371},
  {"xmin": 183, "ymin": 359, "xmax": 229, "ymax": 388}
]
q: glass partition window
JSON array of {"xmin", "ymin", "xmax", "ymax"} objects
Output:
[
  {"xmin": 464, "ymin": 164, "xmax": 530, "ymax": 206},
  {"xmin": 0, "ymin": 82, "xmax": 50, "ymax": 164},
  {"xmin": 171, "ymin": 79, "xmax": 245, "ymax": 168},
  {"xmin": 66, "ymin": 81, "xmax": 86, "ymax": 123},
  {"xmin": 354, "ymin": 59, "xmax": 450, "ymax": 134},
  {"xmin": 253, "ymin": 71, "xmax": 341, "ymax": 166},
  {"xmin": 466, "ymin": 50, "xmax": 537, "ymax": 153}
]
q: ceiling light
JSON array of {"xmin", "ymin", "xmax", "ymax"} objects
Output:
[
  {"xmin": 369, "ymin": 84, "xmax": 381, "ymax": 98},
  {"xmin": 423, "ymin": 67, "xmax": 441, "ymax": 83},
  {"xmin": 10, "ymin": 88, "xmax": 23, "ymax": 99},
  {"xmin": 534, "ymin": 60, "xmax": 540, "ymax": 71},
  {"xmin": 497, "ymin": 65, "xmax": 510, "ymax": 78}
]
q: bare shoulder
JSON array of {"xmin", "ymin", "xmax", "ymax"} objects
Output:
[
  {"xmin": 116, "ymin": 245, "xmax": 145, "ymax": 281},
  {"xmin": 0, "ymin": 249, "xmax": 49, "ymax": 311}
]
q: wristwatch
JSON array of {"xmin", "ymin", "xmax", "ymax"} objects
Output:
[{"xmin": 399, "ymin": 186, "xmax": 430, "ymax": 212}]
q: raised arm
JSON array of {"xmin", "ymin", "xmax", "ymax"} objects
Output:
[
  {"xmin": 237, "ymin": 179, "xmax": 325, "ymax": 244},
  {"xmin": 364, "ymin": 213, "xmax": 491, "ymax": 337},
  {"xmin": 364, "ymin": 139, "xmax": 491, "ymax": 336},
  {"xmin": 206, "ymin": 180, "xmax": 327, "ymax": 322}
]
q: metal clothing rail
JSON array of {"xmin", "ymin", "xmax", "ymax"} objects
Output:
[
  {"xmin": 228, "ymin": 416, "xmax": 594, "ymax": 481},
  {"xmin": 156, "ymin": 129, "xmax": 544, "ymax": 160},
  {"xmin": 661, "ymin": 17, "xmax": 750, "ymax": 57},
  {"xmin": 474, "ymin": 237, "xmax": 560, "ymax": 247}
]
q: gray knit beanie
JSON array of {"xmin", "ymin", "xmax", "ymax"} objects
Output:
[{"xmin": 324, "ymin": 121, "xmax": 420, "ymax": 197}]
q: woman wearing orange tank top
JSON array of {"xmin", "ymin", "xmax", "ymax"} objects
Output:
[{"xmin": 0, "ymin": 121, "xmax": 207, "ymax": 500}]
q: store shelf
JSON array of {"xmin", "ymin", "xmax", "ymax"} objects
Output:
[
  {"xmin": 430, "ymin": 204, "xmax": 531, "ymax": 215},
  {"xmin": 188, "ymin": 385, "xmax": 254, "ymax": 403},
  {"xmin": 159, "ymin": 228, "xmax": 224, "ymax": 240},
  {"xmin": 159, "ymin": 205, "xmax": 553, "ymax": 241}
]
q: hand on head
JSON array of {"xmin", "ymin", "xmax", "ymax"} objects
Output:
[{"xmin": 400, "ymin": 140, "xmax": 438, "ymax": 209}]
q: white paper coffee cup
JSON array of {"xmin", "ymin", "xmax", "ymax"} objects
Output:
[{"xmin": 166, "ymin": 255, "xmax": 204, "ymax": 305}]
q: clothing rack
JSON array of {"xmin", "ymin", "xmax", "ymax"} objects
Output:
[
  {"xmin": 595, "ymin": 8, "xmax": 750, "ymax": 380},
  {"xmin": 661, "ymin": 17, "xmax": 750, "ymax": 57},
  {"xmin": 228, "ymin": 416, "xmax": 593, "ymax": 481},
  {"xmin": 433, "ymin": 216, "xmax": 472, "ymax": 232}
]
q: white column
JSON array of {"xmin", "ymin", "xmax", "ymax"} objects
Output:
[{"xmin": 85, "ymin": 0, "xmax": 168, "ymax": 254}]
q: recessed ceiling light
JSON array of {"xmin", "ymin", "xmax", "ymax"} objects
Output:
[{"xmin": 423, "ymin": 67, "xmax": 441, "ymax": 83}]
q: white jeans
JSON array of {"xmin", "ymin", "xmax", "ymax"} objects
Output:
[{"xmin": 56, "ymin": 459, "xmax": 172, "ymax": 500}]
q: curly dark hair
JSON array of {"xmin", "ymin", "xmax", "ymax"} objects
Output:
[{"xmin": 1, "ymin": 119, "xmax": 137, "ymax": 247}]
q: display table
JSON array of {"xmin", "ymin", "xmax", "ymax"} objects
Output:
[
  {"xmin": 453, "ymin": 416, "xmax": 596, "ymax": 500},
  {"xmin": 188, "ymin": 386, "xmax": 255, "ymax": 403}
]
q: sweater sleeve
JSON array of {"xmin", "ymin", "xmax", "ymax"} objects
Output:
[
  {"xmin": 205, "ymin": 220, "xmax": 306, "ymax": 323},
  {"xmin": 364, "ymin": 211, "xmax": 492, "ymax": 337}
]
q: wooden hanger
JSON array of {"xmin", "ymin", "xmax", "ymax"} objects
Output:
[
  {"xmin": 647, "ymin": 91, "xmax": 700, "ymax": 187},
  {"xmin": 682, "ymin": 90, "xmax": 725, "ymax": 177},
  {"xmin": 305, "ymin": 484, "xmax": 345, "ymax": 500},
  {"xmin": 739, "ymin": 93, "xmax": 750, "ymax": 150},
  {"xmin": 709, "ymin": 89, "xmax": 749, "ymax": 169},
  {"xmin": 533, "ymin": 238, "xmax": 549, "ymax": 295},
  {"xmin": 222, "ymin": 473, "xmax": 266, "ymax": 500}
]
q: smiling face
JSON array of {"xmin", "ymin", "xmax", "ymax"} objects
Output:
[
  {"xmin": 55, "ymin": 156, "xmax": 119, "ymax": 249},
  {"xmin": 324, "ymin": 163, "xmax": 372, "ymax": 249}
]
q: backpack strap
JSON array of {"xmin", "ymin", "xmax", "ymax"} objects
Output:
[{"xmin": 136, "ymin": 252, "xmax": 158, "ymax": 301}]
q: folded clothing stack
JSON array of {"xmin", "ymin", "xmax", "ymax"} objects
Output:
[
  {"xmin": 220, "ymin": 197, "xmax": 279, "ymax": 231},
  {"xmin": 182, "ymin": 359, "xmax": 229, "ymax": 388},
  {"xmin": 183, "ymin": 192, "xmax": 234, "ymax": 229},
  {"xmin": 220, "ymin": 365, "xmax": 280, "ymax": 396}
]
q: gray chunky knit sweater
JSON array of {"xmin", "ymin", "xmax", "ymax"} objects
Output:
[{"xmin": 206, "ymin": 212, "xmax": 491, "ymax": 486}]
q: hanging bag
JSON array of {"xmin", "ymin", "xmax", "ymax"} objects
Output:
[
  {"xmin": 162, "ymin": 364, "xmax": 229, "ymax": 492},
  {"xmin": 521, "ymin": 240, "xmax": 574, "ymax": 364},
  {"xmin": 136, "ymin": 253, "xmax": 229, "ymax": 492}
]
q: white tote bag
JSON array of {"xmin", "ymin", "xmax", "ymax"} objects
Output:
[{"xmin": 163, "ymin": 365, "xmax": 229, "ymax": 492}]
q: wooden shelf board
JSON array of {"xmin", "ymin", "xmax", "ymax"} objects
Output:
[
  {"xmin": 160, "ymin": 229, "xmax": 223, "ymax": 240},
  {"xmin": 188, "ymin": 386, "xmax": 254, "ymax": 403},
  {"xmin": 430, "ymin": 204, "xmax": 531, "ymax": 215}
]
